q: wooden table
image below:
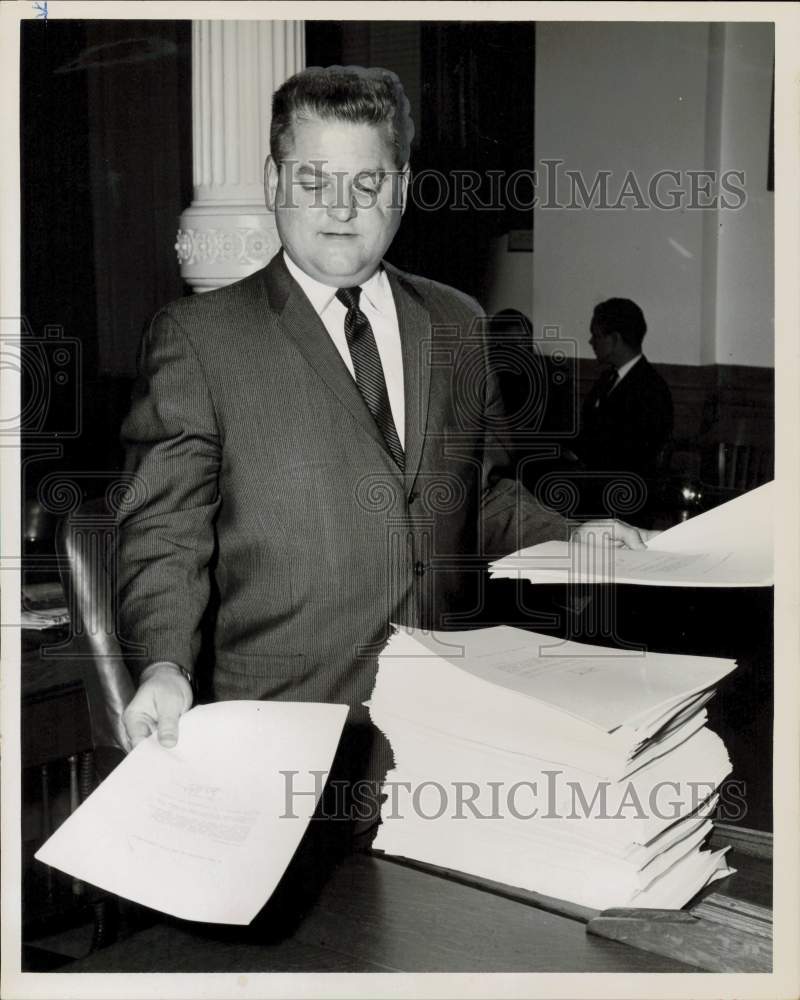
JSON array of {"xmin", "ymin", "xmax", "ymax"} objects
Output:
[
  {"xmin": 65, "ymin": 848, "xmax": 773, "ymax": 974},
  {"xmin": 23, "ymin": 587, "xmax": 773, "ymax": 974}
]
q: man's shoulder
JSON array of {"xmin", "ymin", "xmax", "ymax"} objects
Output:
[
  {"xmin": 637, "ymin": 356, "xmax": 671, "ymax": 389},
  {"xmin": 154, "ymin": 264, "xmax": 274, "ymax": 328},
  {"xmin": 384, "ymin": 262, "xmax": 484, "ymax": 318},
  {"xmin": 623, "ymin": 357, "xmax": 673, "ymax": 408}
]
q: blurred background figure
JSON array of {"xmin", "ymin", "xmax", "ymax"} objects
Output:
[
  {"xmin": 487, "ymin": 309, "xmax": 541, "ymax": 467},
  {"xmin": 486, "ymin": 309, "xmax": 574, "ymax": 478}
]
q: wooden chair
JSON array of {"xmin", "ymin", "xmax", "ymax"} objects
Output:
[
  {"xmin": 54, "ymin": 495, "xmax": 136, "ymax": 755},
  {"xmin": 699, "ymin": 417, "xmax": 774, "ymax": 499},
  {"xmin": 23, "ymin": 497, "xmax": 138, "ymax": 962}
]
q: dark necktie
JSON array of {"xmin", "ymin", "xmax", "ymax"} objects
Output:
[
  {"xmin": 335, "ymin": 286, "xmax": 405, "ymax": 471},
  {"xmin": 595, "ymin": 366, "xmax": 619, "ymax": 405}
]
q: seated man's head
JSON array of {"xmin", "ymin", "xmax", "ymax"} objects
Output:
[
  {"xmin": 589, "ymin": 298, "xmax": 647, "ymax": 368},
  {"xmin": 266, "ymin": 66, "xmax": 414, "ymax": 287}
]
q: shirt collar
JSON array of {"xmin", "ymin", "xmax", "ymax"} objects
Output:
[
  {"xmin": 616, "ymin": 353, "xmax": 643, "ymax": 380},
  {"xmin": 283, "ymin": 251, "xmax": 391, "ymax": 318}
]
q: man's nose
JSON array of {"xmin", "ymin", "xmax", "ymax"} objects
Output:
[{"xmin": 326, "ymin": 183, "xmax": 357, "ymax": 222}]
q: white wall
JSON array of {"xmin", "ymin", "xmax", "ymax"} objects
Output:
[
  {"xmin": 485, "ymin": 234, "xmax": 536, "ymax": 318},
  {"xmin": 713, "ymin": 23, "xmax": 774, "ymax": 367},
  {"xmin": 528, "ymin": 21, "xmax": 774, "ymax": 367}
]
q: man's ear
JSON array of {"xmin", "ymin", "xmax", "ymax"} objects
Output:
[
  {"xmin": 398, "ymin": 162, "xmax": 410, "ymax": 216},
  {"xmin": 264, "ymin": 155, "xmax": 280, "ymax": 211}
]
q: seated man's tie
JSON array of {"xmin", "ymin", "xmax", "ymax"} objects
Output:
[
  {"xmin": 594, "ymin": 366, "xmax": 619, "ymax": 407},
  {"xmin": 336, "ymin": 286, "xmax": 405, "ymax": 471}
]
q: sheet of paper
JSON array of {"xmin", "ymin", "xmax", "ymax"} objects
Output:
[
  {"xmin": 653, "ymin": 480, "xmax": 772, "ymax": 555},
  {"xmin": 493, "ymin": 544, "xmax": 770, "ymax": 587},
  {"xmin": 489, "ymin": 481, "xmax": 773, "ymax": 587},
  {"xmin": 35, "ymin": 700, "xmax": 348, "ymax": 925}
]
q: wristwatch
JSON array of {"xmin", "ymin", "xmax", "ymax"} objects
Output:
[{"xmin": 174, "ymin": 664, "xmax": 195, "ymax": 695}]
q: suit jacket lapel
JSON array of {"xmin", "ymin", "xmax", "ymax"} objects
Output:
[
  {"xmin": 262, "ymin": 253, "xmax": 392, "ymax": 457},
  {"xmin": 386, "ymin": 264, "xmax": 432, "ymax": 491},
  {"xmin": 605, "ymin": 357, "xmax": 647, "ymax": 407}
]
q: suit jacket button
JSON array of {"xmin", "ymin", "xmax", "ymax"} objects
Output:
[{"xmin": 414, "ymin": 560, "xmax": 426, "ymax": 577}]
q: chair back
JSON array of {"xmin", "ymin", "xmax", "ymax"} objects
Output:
[
  {"xmin": 701, "ymin": 416, "xmax": 774, "ymax": 494},
  {"xmin": 55, "ymin": 497, "xmax": 135, "ymax": 752}
]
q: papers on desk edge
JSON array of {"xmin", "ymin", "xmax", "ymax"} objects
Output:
[
  {"xmin": 35, "ymin": 701, "xmax": 348, "ymax": 925},
  {"xmin": 369, "ymin": 626, "xmax": 737, "ymax": 911},
  {"xmin": 490, "ymin": 481, "xmax": 773, "ymax": 587}
]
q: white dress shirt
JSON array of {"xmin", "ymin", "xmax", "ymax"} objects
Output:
[{"xmin": 283, "ymin": 252, "xmax": 405, "ymax": 448}]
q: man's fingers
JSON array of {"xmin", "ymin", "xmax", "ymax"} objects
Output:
[
  {"xmin": 572, "ymin": 519, "xmax": 647, "ymax": 550},
  {"xmin": 124, "ymin": 711, "xmax": 156, "ymax": 749},
  {"xmin": 124, "ymin": 709, "xmax": 182, "ymax": 749},
  {"xmin": 122, "ymin": 665, "xmax": 192, "ymax": 753},
  {"xmin": 156, "ymin": 713, "xmax": 181, "ymax": 748},
  {"xmin": 616, "ymin": 523, "xmax": 646, "ymax": 550}
]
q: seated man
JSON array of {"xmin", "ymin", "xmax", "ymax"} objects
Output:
[{"xmin": 572, "ymin": 297, "xmax": 673, "ymax": 519}]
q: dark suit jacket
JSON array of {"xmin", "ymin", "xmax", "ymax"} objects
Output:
[
  {"xmin": 117, "ymin": 252, "xmax": 568, "ymax": 720},
  {"xmin": 576, "ymin": 356, "xmax": 673, "ymax": 476}
]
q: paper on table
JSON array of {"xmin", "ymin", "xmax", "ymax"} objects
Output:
[
  {"xmin": 489, "ymin": 481, "xmax": 773, "ymax": 587},
  {"xmin": 35, "ymin": 701, "xmax": 348, "ymax": 925}
]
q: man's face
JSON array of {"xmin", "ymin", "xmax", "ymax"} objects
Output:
[
  {"xmin": 266, "ymin": 116, "xmax": 408, "ymax": 287},
  {"xmin": 589, "ymin": 320, "xmax": 615, "ymax": 366}
]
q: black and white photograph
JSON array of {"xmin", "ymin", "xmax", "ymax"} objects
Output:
[{"xmin": 1, "ymin": 2, "xmax": 798, "ymax": 998}]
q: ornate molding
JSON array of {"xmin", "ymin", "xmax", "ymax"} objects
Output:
[
  {"xmin": 175, "ymin": 226, "xmax": 280, "ymax": 268},
  {"xmin": 175, "ymin": 209, "xmax": 281, "ymax": 291}
]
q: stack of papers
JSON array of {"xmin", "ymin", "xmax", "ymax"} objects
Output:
[
  {"xmin": 369, "ymin": 627, "xmax": 736, "ymax": 911},
  {"xmin": 489, "ymin": 482, "xmax": 773, "ymax": 587}
]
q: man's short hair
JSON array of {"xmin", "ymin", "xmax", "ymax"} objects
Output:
[
  {"xmin": 270, "ymin": 65, "xmax": 414, "ymax": 169},
  {"xmin": 592, "ymin": 298, "xmax": 647, "ymax": 349}
]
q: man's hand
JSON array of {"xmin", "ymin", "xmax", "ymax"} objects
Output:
[
  {"xmin": 122, "ymin": 661, "xmax": 193, "ymax": 751},
  {"xmin": 571, "ymin": 519, "xmax": 660, "ymax": 550}
]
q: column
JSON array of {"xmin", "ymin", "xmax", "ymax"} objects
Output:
[{"xmin": 176, "ymin": 21, "xmax": 305, "ymax": 292}]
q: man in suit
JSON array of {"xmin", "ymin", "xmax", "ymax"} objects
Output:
[
  {"xmin": 573, "ymin": 298, "xmax": 673, "ymax": 518},
  {"xmin": 119, "ymin": 68, "xmax": 649, "ymax": 792}
]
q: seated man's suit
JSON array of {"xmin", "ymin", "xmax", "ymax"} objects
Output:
[{"xmin": 574, "ymin": 356, "xmax": 673, "ymax": 518}]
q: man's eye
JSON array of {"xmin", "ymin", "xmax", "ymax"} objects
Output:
[
  {"xmin": 355, "ymin": 175, "xmax": 383, "ymax": 192},
  {"xmin": 300, "ymin": 183, "xmax": 324, "ymax": 191}
]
